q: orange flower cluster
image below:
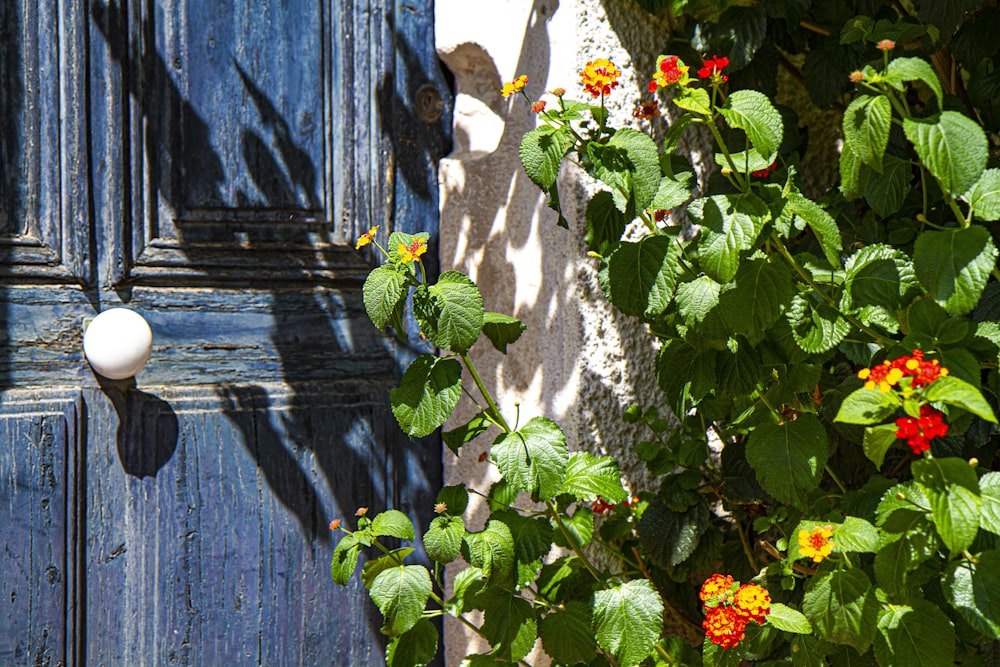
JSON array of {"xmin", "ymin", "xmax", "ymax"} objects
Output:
[
  {"xmin": 798, "ymin": 525, "xmax": 835, "ymax": 563},
  {"xmin": 531, "ymin": 100, "xmax": 547, "ymax": 114},
  {"xmin": 649, "ymin": 55, "xmax": 689, "ymax": 92},
  {"xmin": 895, "ymin": 405, "xmax": 949, "ymax": 455},
  {"xmin": 501, "ymin": 74, "xmax": 528, "ymax": 98},
  {"xmin": 700, "ymin": 574, "xmax": 771, "ymax": 649},
  {"xmin": 857, "ymin": 349, "xmax": 948, "ymax": 392},
  {"xmin": 579, "ymin": 58, "xmax": 621, "ymax": 98}
]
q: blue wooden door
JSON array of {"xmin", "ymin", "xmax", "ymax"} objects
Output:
[{"xmin": 0, "ymin": 1, "xmax": 449, "ymax": 664}]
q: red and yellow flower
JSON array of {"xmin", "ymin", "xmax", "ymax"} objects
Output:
[
  {"xmin": 580, "ymin": 58, "xmax": 621, "ymax": 98},
  {"xmin": 398, "ymin": 237, "xmax": 428, "ymax": 264},
  {"xmin": 501, "ymin": 74, "xmax": 528, "ymax": 98},
  {"xmin": 798, "ymin": 525, "xmax": 835, "ymax": 563},
  {"xmin": 857, "ymin": 349, "xmax": 948, "ymax": 392},
  {"xmin": 700, "ymin": 574, "xmax": 771, "ymax": 649},
  {"xmin": 355, "ymin": 225, "xmax": 379, "ymax": 250},
  {"xmin": 649, "ymin": 55, "xmax": 689, "ymax": 92}
]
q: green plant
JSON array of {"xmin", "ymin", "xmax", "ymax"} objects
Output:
[{"xmin": 332, "ymin": 2, "xmax": 1000, "ymax": 665}]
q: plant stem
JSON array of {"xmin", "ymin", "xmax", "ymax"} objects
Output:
[
  {"xmin": 735, "ymin": 517, "xmax": 760, "ymax": 572},
  {"xmin": 547, "ymin": 500, "xmax": 605, "ymax": 581},
  {"xmin": 461, "ymin": 353, "xmax": 511, "ymax": 433},
  {"xmin": 631, "ymin": 547, "xmax": 706, "ymax": 639},
  {"xmin": 825, "ymin": 465, "xmax": 848, "ymax": 494},
  {"xmin": 702, "ymin": 117, "xmax": 748, "ymax": 192}
]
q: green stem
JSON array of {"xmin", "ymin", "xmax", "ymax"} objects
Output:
[
  {"xmin": 825, "ymin": 465, "xmax": 848, "ymax": 494},
  {"xmin": 702, "ymin": 116, "xmax": 748, "ymax": 192},
  {"xmin": 755, "ymin": 388, "xmax": 784, "ymax": 424},
  {"xmin": 948, "ymin": 197, "xmax": 969, "ymax": 228},
  {"xmin": 461, "ymin": 353, "xmax": 511, "ymax": 433},
  {"xmin": 547, "ymin": 500, "xmax": 604, "ymax": 582}
]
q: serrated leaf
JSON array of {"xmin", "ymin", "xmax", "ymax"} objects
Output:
[
  {"xmin": 792, "ymin": 634, "xmax": 833, "ymax": 667},
  {"xmin": 481, "ymin": 311, "xmax": 526, "ymax": 354},
  {"xmin": 746, "ymin": 414, "xmax": 829, "ymax": 509},
  {"xmin": 843, "ymin": 94, "xmax": 891, "ymax": 172},
  {"xmin": 363, "ymin": 548, "xmax": 417, "ymax": 589},
  {"xmin": 442, "ymin": 414, "xmax": 491, "ymax": 455},
  {"xmin": 493, "ymin": 510, "xmax": 554, "ymax": 566},
  {"xmin": 944, "ymin": 551, "xmax": 1000, "ymax": 640},
  {"xmin": 874, "ymin": 600, "xmax": 956, "ymax": 667},
  {"xmin": 331, "ymin": 533, "xmax": 362, "ymax": 585},
  {"xmin": 924, "ymin": 375, "xmax": 998, "ymax": 422},
  {"xmin": 788, "ymin": 293, "xmax": 851, "ymax": 354},
  {"xmin": 717, "ymin": 340, "xmax": 763, "ymax": 397},
  {"xmin": 464, "ymin": 519, "xmax": 515, "ymax": 586},
  {"xmin": 585, "ymin": 190, "xmax": 628, "ymax": 256},
  {"xmin": 424, "ymin": 516, "xmax": 465, "ymax": 563},
  {"xmin": 593, "ymin": 579, "xmax": 664, "ymax": 667},
  {"xmin": 913, "ymin": 226, "xmax": 998, "ymax": 316},
  {"xmin": 675, "ymin": 276, "xmax": 722, "ymax": 326},
  {"xmin": 719, "ymin": 257, "xmax": 795, "ymax": 340},
  {"xmin": 834, "ymin": 387, "xmax": 900, "ymax": 425},
  {"xmin": 492, "ymin": 416, "xmax": 568, "ymax": 499},
  {"xmin": 386, "ymin": 618, "xmax": 439, "ymax": 667},
  {"xmin": 689, "ymin": 193, "xmax": 770, "ymax": 283},
  {"xmin": 363, "ymin": 264, "xmax": 409, "ymax": 332},
  {"xmin": 768, "ymin": 603, "xmax": 813, "ymax": 634},
  {"xmin": 414, "ymin": 271, "xmax": 484, "ymax": 354},
  {"xmin": 843, "ymin": 244, "xmax": 919, "ymax": 312},
  {"xmin": 786, "ymin": 194, "xmax": 843, "ymax": 267},
  {"xmin": 963, "ymin": 168, "xmax": 1000, "ymax": 222},
  {"xmin": 980, "ymin": 472, "xmax": 1000, "ymax": 535},
  {"xmin": 446, "ymin": 566, "xmax": 486, "ymax": 616},
  {"xmin": 551, "ymin": 507, "xmax": 594, "ymax": 549},
  {"xmin": 864, "ymin": 154, "xmax": 912, "ymax": 218},
  {"xmin": 372, "ymin": 509, "xmax": 415, "ymax": 540},
  {"xmin": 519, "ymin": 126, "xmax": 573, "ymax": 189},
  {"xmin": 603, "ymin": 235, "xmax": 680, "ymax": 319},
  {"xmin": 638, "ymin": 498, "xmax": 710, "ymax": 568},
  {"xmin": 539, "ymin": 601, "xmax": 597, "ymax": 665},
  {"xmin": 656, "ymin": 340, "xmax": 718, "ymax": 403},
  {"xmin": 863, "ymin": 424, "xmax": 899, "ymax": 469},
  {"xmin": 912, "ymin": 457, "xmax": 981, "ymax": 553},
  {"xmin": 589, "ymin": 128, "xmax": 661, "ymax": 212},
  {"xmin": 720, "ymin": 90, "xmax": 783, "ymax": 162},
  {"xmin": 802, "ymin": 568, "xmax": 879, "ymax": 653},
  {"xmin": 390, "ymin": 355, "xmax": 463, "ymax": 438},
  {"xmin": 652, "ymin": 173, "xmax": 694, "ymax": 210},
  {"xmin": 673, "ymin": 86, "xmax": 712, "ymax": 115},
  {"xmin": 904, "ymin": 111, "xmax": 988, "ymax": 196},
  {"xmin": 481, "ymin": 590, "xmax": 537, "ymax": 662},
  {"xmin": 559, "ymin": 451, "xmax": 627, "ymax": 502},
  {"xmin": 437, "ymin": 484, "xmax": 469, "ymax": 516},
  {"xmin": 370, "ymin": 565, "xmax": 433, "ymax": 637},
  {"xmin": 886, "ymin": 57, "xmax": 943, "ymax": 106},
  {"xmin": 840, "ymin": 142, "xmax": 865, "ymax": 201}
]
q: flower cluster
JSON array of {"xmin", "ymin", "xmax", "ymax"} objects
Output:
[
  {"xmin": 531, "ymin": 100, "xmax": 547, "ymax": 114},
  {"xmin": 700, "ymin": 575, "xmax": 771, "ymax": 649},
  {"xmin": 501, "ymin": 74, "xmax": 528, "ymax": 98},
  {"xmin": 698, "ymin": 55, "xmax": 730, "ymax": 82},
  {"xmin": 857, "ymin": 349, "xmax": 948, "ymax": 392},
  {"xmin": 590, "ymin": 494, "xmax": 638, "ymax": 514},
  {"xmin": 355, "ymin": 225, "xmax": 379, "ymax": 250},
  {"xmin": 633, "ymin": 99, "xmax": 661, "ymax": 120},
  {"xmin": 798, "ymin": 525, "xmax": 835, "ymax": 563},
  {"xmin": 649, "ymin": 55, "xmax": 689, "ymax": 92},
  {"xmin": 751, "ymin": 161, "xmax": 779, "ymax": 178},
  {"xmin": 398, "ymin": 237, "xmax": 428, "ymax": 264},
  {"xmin": 895, "ymin": 405, "xmax": 949, "ymax": 454},
  {"xmin": 580, "ymin": 58, "xmax": 621, "ymax": 98}
]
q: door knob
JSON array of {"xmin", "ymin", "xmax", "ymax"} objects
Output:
[{"xmin": 83, "ymin": 308, "xmax": 153, "ymax": 380}]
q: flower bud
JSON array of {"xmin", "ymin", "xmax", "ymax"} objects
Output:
[{"xmin": 895, "ymin": 492, "xmax": 906, "ymax": 501}]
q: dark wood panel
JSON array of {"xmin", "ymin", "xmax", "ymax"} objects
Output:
[{"xmin": 0, "ymin": 391, "xmax": 81, "ymax": 667}]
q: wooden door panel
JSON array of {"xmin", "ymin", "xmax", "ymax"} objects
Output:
[{"xmin": 0, "ymin": 391, "xmax": 81, "ymax": 666}]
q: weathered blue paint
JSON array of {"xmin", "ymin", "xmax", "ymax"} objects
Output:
[{"xmin": 0, "ymin": 0, "xmax": 450, "ymax": 664}]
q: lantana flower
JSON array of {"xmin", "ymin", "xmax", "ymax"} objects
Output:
[
  {"xmin": 501, "ymin": 74, "xmax": 528, "ymax": 98},
  {"xmin": 857, "ymin": 349, "xmax": 947, "ymax": 392},
  {"xmin": 798, "ymin": 525, "xmax": 835, "ymax": 563},
  {"xmin": 355, "ymin": 225, "xmax": 379, "ymax": 250},
  {"xmin": 633, "ymin": 99, "xmax": 661, "ymax": 120},
  {"xmin": 733, "ymin": 584, "xmax": 771, "ymax": 625},
  {"xmin": 895, "ymin": 405, "xmax": 949, "ymax": 455},
  {"xmin": 698, "ymin": 55, "xmax": 730, "ymax": 83},
  {"xmin": 531, "ymin": 100, "xmax": 547, "ymax": 114},
  {"xmin": 580, "ymin": 58, "xmax": 621, "ymax": 98},
  {"xmin": 398, "ymin": 237, "xmax": 428, "ymax": 264},
  {"xmin": 703, "ymin": 606, "xmax": 746, "ymax": 649},
  {"xmin": 876, "ymin": 39, "xmax": 895, "ymax": 51},
  {"xmin": 649, "ymin": 55, "xmax": 689, "ymax": 92},
  {"xmin": 700, "ymin": 574, "xmax": 771, "ymax": 649}
]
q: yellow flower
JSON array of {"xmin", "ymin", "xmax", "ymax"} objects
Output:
[
  {"xmin": 579, "ymin": 58, "xmax": 621, "ymax": 98},
  {"xmin": 798, "ymin": 525, "xmax": 835, "ymax": 563},
  {"xmin": 733, "ymin": 583, "xmax": 771, "ymax": 624},
  {"xmin": 355, "ymin": 225, "xmax": 379, "ymax": 249},
  {"xmin": 501, "ymin": 74, "xmax": 528, "ymax": 98},
  {"xmin": 398, "ymin": 237, "xmax": 428, "ymax": 264}
]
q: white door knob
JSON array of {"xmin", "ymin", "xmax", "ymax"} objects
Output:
[{"xmin": 83, "ymin": 308, "xmax": 154, "ymax": 380}]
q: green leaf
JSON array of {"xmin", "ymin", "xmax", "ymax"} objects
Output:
[
  {"xmin": 913, "ymin": 226, "xmax": 998, "ymax": 316},
  {"xmin": 788, "ymin": 293, "xmax": 851, "ymax": 354},
  {"xmin": 863, "ymin": 424, "xmax": 899, "ymax": 469},
  {"xmin": 840, "ymin": 142, "xmax": 865, "ymax": 201},
  {"xmin": 414, "ymin": 271, "xmax": 485, "ymax": 354},
  {"xmin": 603, "ymin": 235, "xmax": 680, "ymax": 319},
  {"xmin": 370, "ymin": 565, "xmax": 433, "ymax": 637},
  {"xmin": 442, "ymin": 414, "xmax": 491, "ymax": 455},
  {"xmin": 717, "ymin": 340, "xmax": 763, "ymax": 397},
  {"xmin": 436, "ymin": 484, "xmax": 469, "ymax": 516},
  {"xmin": 446, "ymin": 566, "xmax": 486, "ymax": 616},
  {"xmin": 719, "ymin": 257, "xmax": 795, "ymax": 340},
  {"xmin": 834, "ymin": 387, "xmax": 900, "ymax": 425},
  {"xmin": 675, "ymin": 276, "xmax": 722, "ymax": 326},
  {"xmin": 656, "ymin": 340, "xmax": 718, "ymax": 402},
  {"xmin": 585, "ymin": 190, "xmax": 628, "ymax": 256},
  {"xmin": 843, "ymin": 94, "xmax": 891, "ymax": 172},
  {"xmin": 874, "ymin": 600, "xmax": 956, "ymax": 667},
  {"xmin": 463, "ymin": 519, "xmax": 515, "ymax": 586},
  {"xmin": 786, "ymin": 195, "xmax": 843, "ymax": 267},
  {"xmin": 593, "ymin": 579, "xmax": 664, "ymax": 667},
  {"xmin": 768, "ymin": 603, "xmax": 813, "ymax": 634},
  {"xmin": 980, "ymin": 472, "xmax": 1000, "ymax": 535},
  {"xmin": 963, "ymin": 168, "xmax": 1000, "ymax": 222},
  {"xmin": 538, "ymin": 601, "xmax": 597, "ymax": 665},
  {"xmin": 481, "ymin": 590, "xmax": 537, "ymax": 662},
  {"xmin": 904, "ymin": 111, "xmax": 988, "ymax": 196},
  {"xmin": 363, "ymin": 548, "xmax": 417, "ymax": 589},
  {"xmin": 864, "ymin": 154, "xmax": 912, "ymax": 218},
  {"xmin": 390, "ymin": 355, "xmax": 463, "ymax": 438},
  {"xmin": 331, "ymin": 533, "xmax": 362, "ymax": 585},
  {"xmin": 638, "ymin": 498, "xmax": 710, "ymax": 568},
  {"xmin": 372, "ymin": 509, "xmax": 416, "ymax": 540},
  {"xmin": 386, "ymin": 618, "xmax": 439, "ymax": 667},
  {"xmin": 492, "ymin": 416, "xmax": 568, "ymax": 499},
  {"xmin": 589, "ymin": 128, "xmax": 661, "ymax": 212},
  {"xmin": 673, "ymin": 86, "xmax": 712, "ymax": 115},
  {"xmin": 802, "ymin": 567, "xmax": 879, "ymax": 653},
  {"xmin": 519, "ymin": 126, "xmax": 573, "ymax": 190},
  {"xmin": 651, "ymin": 173, "xmax": 694, "ymax": 211},
  {"xmin": 746, "ymin": 414, "xmax": 829, "ymax": 509},
  {"xmin": 885, "ymin": 57, "xmax": 943, "ymax": 106},
  {"xmin": 363, "ymin": 264, "xmax": 409, "ymax": 332},
  {"xmin": 551, "ymin": 507, "xmax": 594, "ymax": 549},
  {"xmin": 481, "ymin": 311, "xmax": 526, "ymax": 354},
  {"xmin": 720, "ymin": 90, "xmax": 783, "ymax": 162},
  {"xmin": 424, "ymin": 516, "xmax": 465, "ymax": 563},
  {"xmin": 944, "ymin": 551, "xmax": 1000, "ymax": 640},
  {"xmin": 559, "ymin": 451, "xmax": 627, "ymax": 502},
  {"xmin": 793, "ymin": 517, "xmax": 879, "ymax": 556},
  {"xmin": 843, "ymin": 244, "xmax": 919, "ymax": 312},
  {"xmin": 689, "ymin": 193, "xmax": 770, "ymax": 283},
  {"xmin": 792, "ymin": 634, "xmax": 834, "ymax": 667},
  {"xmin": 924, "ymin": 375, "xmax": 998, "ymax": 422},
  {"xmin": 912, "ymin": 457, "xmax": 981, "ymax": 553}
]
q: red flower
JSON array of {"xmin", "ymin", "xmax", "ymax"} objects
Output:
[
  {"xmin": 633, "ymin": 99, "xmax": 661, "ymax": 121},
  {"xmin": 698, "ymin": 55, "xmax": 730, "ymax": 82},
  {"xmin": 591, "ymin": 495, "xmax": 614, "ymax": 514},
  {"xmin": 895, "ymin": 405, "xmax": 949, "ymax": 455},
  {"xmin": 751, "ymin": 161, "xmax": 778, "ymax": 178},
  {"xmin": 580, "ymin": 59, "xmax": 621, "ymax": 98},
  {"xmin": 650, "ymin": 55, "xmax": 690, "ymax": 92},
  {"xmin": 703, "ymin": 606, "xmax": 746, "ymax": 649},
  {"xmin": 532, "ymin": 100, "xmax": 547, "ymax": 114}
]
